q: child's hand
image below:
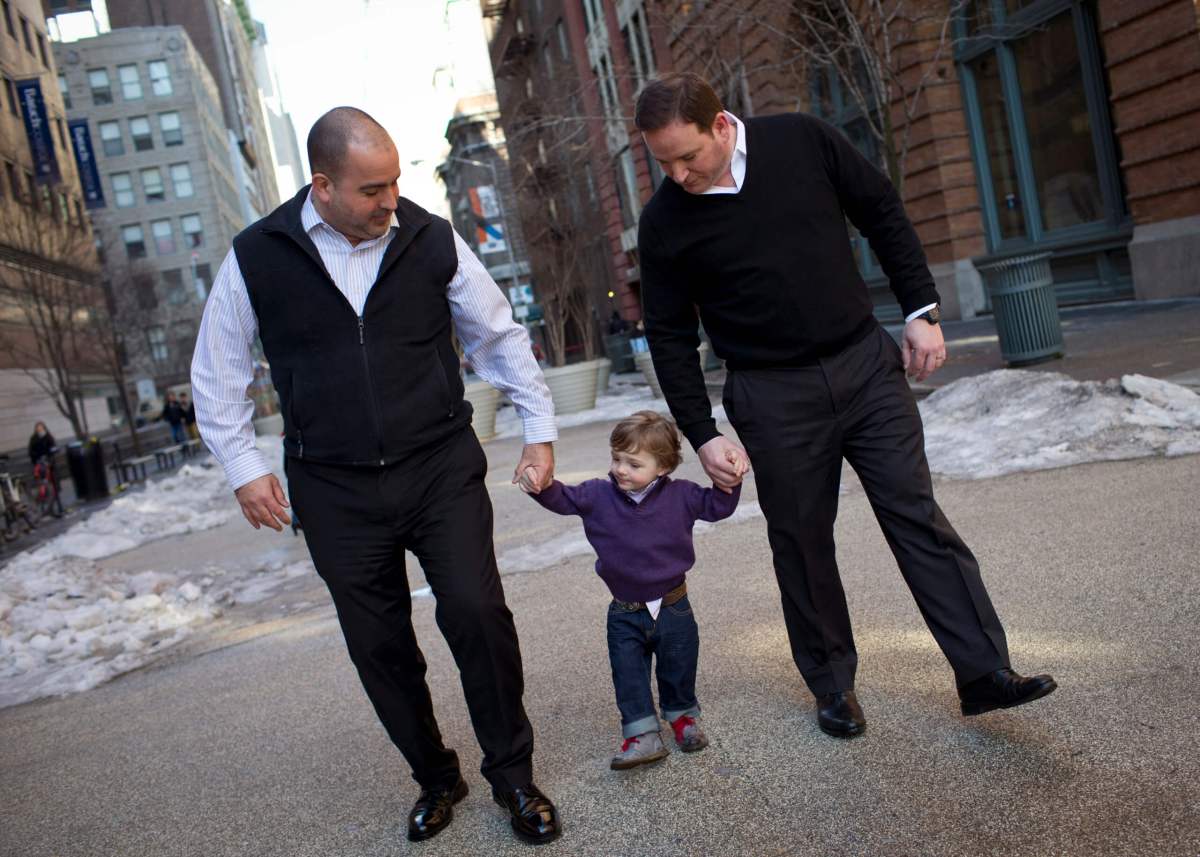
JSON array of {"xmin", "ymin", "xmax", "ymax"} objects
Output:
[
  {"xmin": 725, "ymin": 447, "xmax": 750, "ymax": 478},
  {"xmin": 518, "ymin": 465, "xmax": 540, "ymax": 494}
]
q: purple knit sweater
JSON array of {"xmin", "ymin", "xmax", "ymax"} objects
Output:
[{"xmin": 530, "ymin": 474, "xmax": 741, "ymax": 601}]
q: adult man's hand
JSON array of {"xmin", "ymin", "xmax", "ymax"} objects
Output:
[
  {"xmin": 698, "ymin": 435, "xmax": 749, "ymax": 493},
  {"xmin": 513, "ymin": 441, "xmax": 555, "ymax": 494},
  {"xmin": 901, "ymin": 319, "xmax": 947, "ymax": 382},
  {"xmin": 234, "ymin": 473, "xmax": 291, "ymax": 531}
]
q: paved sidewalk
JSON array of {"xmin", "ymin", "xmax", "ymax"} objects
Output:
[{"xmin": 2, "ymin": 438, "xmax": 1197, "ymax": 857}]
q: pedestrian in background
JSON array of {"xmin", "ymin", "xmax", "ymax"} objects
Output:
[{"xmin": 160, "ymin": 393, "xmax": 186, "ymax": 445}]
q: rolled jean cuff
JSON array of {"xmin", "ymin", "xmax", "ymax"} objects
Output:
[
  {"xmin": 662, "ymin": 703, "xmax": 701, "ymax": 723},
  {"xmin": 621, "ymin": 714, "xmax": 661, "ymax": 739}
]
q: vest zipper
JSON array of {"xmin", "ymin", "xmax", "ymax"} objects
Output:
[
  {"xmin": 358, "ymin": 316, "xmax": 386, "ymax": 466},
  {"xmin": 297, "ymin": 429, "xmax": 303, "ymax": 459}
]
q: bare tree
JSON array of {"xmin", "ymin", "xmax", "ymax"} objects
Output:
[
  {"xmin": 498, "ymin": 58, "xmax": 610, "ymax": 366},
  {"xmin": 0, "ymin": 202, "xmax": 104, "ymax": 439},
  {"xmin": 662, "ymin": 0, "xmax": 971, "ymax": 192}
]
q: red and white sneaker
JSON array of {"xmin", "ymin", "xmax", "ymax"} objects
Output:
[{"xmin": 670, "ymin": 714, "xmax": 709, "ymax": 753}]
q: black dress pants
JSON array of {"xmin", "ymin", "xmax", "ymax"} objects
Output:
[
  {"xmin": 285, "ymin": 428, "xmax": 534, "ymax": 791},
  {"xmin": 723, "ymin": 325, "xmax": 1010, "ymax": 697}
]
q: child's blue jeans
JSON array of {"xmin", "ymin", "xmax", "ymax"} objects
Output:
[{"xmin": 606, "ymin": 594, "xmax": 701, "ymax": 738}]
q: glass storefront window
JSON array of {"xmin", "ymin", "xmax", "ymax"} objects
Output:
[
  {"xmin": 1013, "ymin": 12, "xmax": 1103, "ymax": 231},
  {"xmin": 969, "ymin": 51, "xmax": 1025, "ymax": 239}
]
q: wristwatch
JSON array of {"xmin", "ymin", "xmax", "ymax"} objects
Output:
[{"xmin": 916, "ymin": 305, "xmax": 941, "ymax": 325}]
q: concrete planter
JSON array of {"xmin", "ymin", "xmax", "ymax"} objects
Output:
[
  {"xmin": 463, "ymin": 380, "xmax": 501, "ymax": 442},
  {"xmin": 635, "ymin": 343, "xmax": 708, "ymax": 399},
  {"xmin": 595, "ymin": 358, "xmax": 613, "ymax": 398},
  {"xmin": 543, "ymin": 359, "xmax": 602, "ymax": 415},
  {"xmin": 252, "ymin": 413, "xmax": 284, "ymax": 437}
]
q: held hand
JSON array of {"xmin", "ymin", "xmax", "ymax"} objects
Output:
[
  {"xmin": 513, "ymin": 441, "xmax": 555, "ymax": 494},
  {"xmin": 234, "ymin": 473, "xmax": 291, "ymax": 531},
  {"xmin": 901, "ymin": 320, "xmax": 947, "ymax": 383},
  {"xmin": 698, "ymin": 435, "xmax": 749, "ymax": 493}
]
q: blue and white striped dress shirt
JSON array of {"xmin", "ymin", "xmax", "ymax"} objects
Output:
[{"xmin": 191, "ymin": 190, "xmax": 557, "ymax": 491}]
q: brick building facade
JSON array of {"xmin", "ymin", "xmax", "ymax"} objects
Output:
[{"xmin": 484, "ymin": 0, "xmax": 1200, "ymax": 334}]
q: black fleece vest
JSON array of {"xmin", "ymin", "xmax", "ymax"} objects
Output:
[{"xmin": 233, "ymin": 186, "xmax": 471, "ymax": 465}]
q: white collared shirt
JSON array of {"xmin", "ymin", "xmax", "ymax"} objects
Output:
[
  {"xmin": 699, "ymin": 111, "xmax": 936, "ymax": 323},
  {"xmin": 191, "ymin": 190, "xmax": 557, "ymax": 490}
]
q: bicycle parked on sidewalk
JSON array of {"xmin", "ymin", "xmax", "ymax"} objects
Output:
[
  {"xmin": 31, "ymin": 454, "xmax": 64, "ymax": 520},
  {"xmin": 0, "ymin": 455, "xmax": 37, "ymax": 543}
]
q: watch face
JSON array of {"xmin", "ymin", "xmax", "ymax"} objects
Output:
[{"xmin": 925, "ymin": 306, "xmax": 941, "ymax": 324}]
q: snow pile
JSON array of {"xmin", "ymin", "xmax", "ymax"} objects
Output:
[
  {"xmin": 0, "ymin": 553, "xmax": 315, "ymax": 708},
  {"xmin": 0, "ymin": 435, "xmax": 300, "ymax": 708},
  {"xmin": 920, "ymin": 370, "xmax": 1200, "ymax": 479}
]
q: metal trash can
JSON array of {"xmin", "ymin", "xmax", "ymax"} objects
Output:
[
  {"xmin": 976, "ymin": 251, "xmax": 1065, "ymax": 366},
  {"xmin": 603, "ymin": 332, "xmax": 635, "ymax": 374},
  {"xmin": 66, "ymin": 439, "xmax": 109, "ymax": 502}
]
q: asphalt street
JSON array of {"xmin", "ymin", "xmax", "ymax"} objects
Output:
[{"xmin": 2, "ymin": 418, "xmax": 1198, "ymax": 857}]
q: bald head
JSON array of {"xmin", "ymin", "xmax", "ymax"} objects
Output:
[{"xmin": 307, "ymin": 106, "xmax": 392, "ymax": 181}]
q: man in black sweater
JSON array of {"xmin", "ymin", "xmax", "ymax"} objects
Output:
[{"xmin": 636, "ymin": 73, "xmax": 1055, "ymax": 738}]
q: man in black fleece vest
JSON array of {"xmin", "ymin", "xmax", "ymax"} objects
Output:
[
  {"xmin": 192, "ymin": 108, "xmax": 560, "ymax": 844},
  {"xmin": 636, "ymin": 73, "xmax": 1056, "ymax": 738}
]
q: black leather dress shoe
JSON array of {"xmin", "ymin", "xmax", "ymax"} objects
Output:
[
  {"xmin": 959, "ymin": 668, "xmax": 1057, "ymax": 716},
  {"xmin": 492, "ymin": 782, "xmax": 561, "ymax": 845},
  {"xmin": 816, "ymin": 690, "xmax": 866, "ymax": 738},
  {"xmin": 407, "ymin": 778, "xmax": 468, "ymax": 842}
]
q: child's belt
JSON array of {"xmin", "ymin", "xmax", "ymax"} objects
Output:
[{"xmin": 611, "ymin": 582, "xmax": 687, "ymax": 612}]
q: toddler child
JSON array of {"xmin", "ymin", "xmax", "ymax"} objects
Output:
[{"xmin": 523, "ymin": 410, "xmax": 744, "ymax": 769}]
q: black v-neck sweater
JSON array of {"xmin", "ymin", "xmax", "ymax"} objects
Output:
[{"xmin": 638, "ymin": 112, "xmax": 940, "ymax": 449}]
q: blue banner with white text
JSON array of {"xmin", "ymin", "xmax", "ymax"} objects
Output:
[
  {"xmin": 68, "ymin": 119, "xmax": 105, "ymax": 208},
  {"xmin": 16, "ymin": 78, "xmax": 61, "ymax": 185}
]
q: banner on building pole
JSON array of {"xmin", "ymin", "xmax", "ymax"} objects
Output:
[
  {"xmin": 68, "ymin": 119, "xmax": 105, "ymax": 208},
  {"xmin": 468, "ymin": 185, "xmax": 507, "ymax": 254},
  {"xmin": 16, "ymin": 78, "xmax": 61, "ymax": 185}
]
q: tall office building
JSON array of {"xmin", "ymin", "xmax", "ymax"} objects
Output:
[
  {"xmin": 55, "ymin": 25, "xmax": 242, "ymax": 393},
  {"xmin": 104, "ymin": 0, "xmax": 279, "ymax": 223}
]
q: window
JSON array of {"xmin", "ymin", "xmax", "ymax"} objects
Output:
[
  {"xmin": 5, "ymin": 162, "xmax": 18, "ymax": 201},
  {"xmin": 148, "ymin": 60, "xmax": 172, "ymax": 96},
  {"xmin": 99, "ymin": 120, "xmax": 123, "ymax": 156},
  {"xmin": 19, "ymin": 14, "xmax": 30, "ymax": 54},
  {"xmin": 122, "ymin": 224, "xmax": 146, "ymax": 259},
  {"xmin": 56, "ymin": 191, "xmax": 68, "ymax": 223},
  {"xmin": 55, "ymin": 118, "xmax": 66, "ymax": 151},
  {"xmin": 4, "ymin": 76, "xmax": 17, "ymax": 116},
  {"xmin": 619, "ymin": 4, "xmax": 656, "ymax": 91},
  {"xmin": 39, "ymin": 184, "xmax": 51, "ymax": 212},
  {"xmin": 614, "ymin": 148, "xmax": 641, "ymax": 229},
  {"xmin": 181, "ymin": 214, "xmax": 204, "ymax": 248},
  {"xmin": 958, "ymin": 1, "xmax": 1119, "ymax": 248},
  {"xmin": 37, "ymin": 33, "xmax": 48, "ymax": 68},
  {"xmin": 147, "ymin": 327, "xmax": 168, "ymax": 362},
  {"xmin": 193, "ymin": 262, "xmax": 212, "ymax": 300},
  {"xmin": 159, "ymin": 111, "xmax": 182, "ymax": 146},
  {"xmin": 170, "ymin": 163, "xmax": 193, "ymax": 198},
  {"xmin": 2, "ymin": 2, "xmax": 12, "ymax": 39},
  {"xmin": 57, "ymin": 74, "xmax": 71, "ymax": 109},
  {"xmin": 73, "ymin": 198, "xmax": 83, "ymax": 223},
  {"xmin": 129, "ymin": 116, "xmax": 153, "ymax": 151},
  {"xmin": 556, "ymin": 20, "xmax": 568, "ymax": 60},
  {"xmin": 118, "ymin": 64, "xmax": 142, "ymax": 101},
  {"xmin": 162, "ymin": 269, "xmax": 187, "ymax": 304},
  {"xmin": 171, "ymin": 320, "xmax": 196, "ymax": 354},
  {"xmin": 88, "ymin": 69, "xmax": 112, "ymax": 105},
  {"xmin": 25, "ymin": 171, "xmax": 36, "ymax": 207},
  {"xmin": 151, "ymin": 218, "xmax": 175, "ymax": 254},
  {"xmin": 141, "ymin": 167, "xmax": 165, "ymax": 202}
]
